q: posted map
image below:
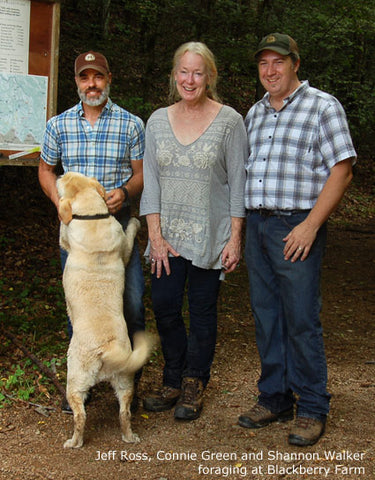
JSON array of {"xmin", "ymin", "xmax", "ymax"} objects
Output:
[{"xmin": 0, "ymin": 73, "xmax": 48, "ymax": 149}]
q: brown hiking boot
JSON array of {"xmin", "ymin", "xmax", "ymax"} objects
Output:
[
  {"xmin": 288, "ymin": 416, "xmax": 325, "ymax": 446},
  {"xmin": 143, "ymin": 385, "xmax": 181, "ymax": 412},
  {"xmin": 174, "ymin": 377, "xmax": 204, "ymax": 420},
  {"xmin": 238, "ymin": 403, "xmax": 294, "ymax": 429}
]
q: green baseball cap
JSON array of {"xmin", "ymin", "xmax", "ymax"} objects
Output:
[{"xmin": 255, "ymin": 33, "xmax": 299, "ymax": 58}]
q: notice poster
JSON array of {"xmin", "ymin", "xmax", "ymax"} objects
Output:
[
  {"xmin": 0, "ymin": 72, "xmax": 48, "ymax": 149},
  {"xmin": 0, "ymin": 0, "xmax": 30, "ymax": 74},
  {"xmin": 0, "ymin": 0, "xmax": 59, "ymax": 162}
]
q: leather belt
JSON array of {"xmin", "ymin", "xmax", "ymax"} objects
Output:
[{"xmin": 248, "ymin": 209, "xmax": 311, "ymax": 217}]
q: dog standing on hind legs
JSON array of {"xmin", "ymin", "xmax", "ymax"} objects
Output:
[{"xmin": 57, "ymin": 172, "xmax": 152, "ymax": 448}]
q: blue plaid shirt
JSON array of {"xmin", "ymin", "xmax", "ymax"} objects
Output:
[
  {"xmin": 41, "ymin": 99, "xmax": 145, "ymax": 191},
  {"xmin": 244, "ymin": 81, "xmax": 356, "ymax": 210}
]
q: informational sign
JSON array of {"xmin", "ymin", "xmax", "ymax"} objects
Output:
[
  {"xmin": 0, "ymin": 0, "xmax": 30, "ymax": 74},
  {"xmin": 0, "ymin": 0, "xmax": 60, "ymax": 164}
]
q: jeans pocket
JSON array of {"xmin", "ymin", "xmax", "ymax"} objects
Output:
[{"xmin": 280, "ymin": 211, "xmax": 310, "ymax": 230}]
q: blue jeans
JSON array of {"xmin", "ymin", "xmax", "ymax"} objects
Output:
[
  {"xmin": 151, "ymin": 257, "xmax": 221, "ymax": 389},
  {"xmin": 60, "ymin": 207, "xmax": 145, "ymax": 346},
  {"xmin": 245, "ymin": 210, "xmax": 331, "ymax": 421}
]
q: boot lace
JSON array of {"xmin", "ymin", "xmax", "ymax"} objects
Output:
[
  {"xmin": 295, "ymin": 416, "xmax": 318, "ymax": 429},
  {"xmin": 181, "ymin": 378, "xmax": 201, "ymax": 404}
]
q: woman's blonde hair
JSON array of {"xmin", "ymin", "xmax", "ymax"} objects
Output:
[{"xmin": 168, "ymin": 41, "xmax": 220, "ymax": 104}]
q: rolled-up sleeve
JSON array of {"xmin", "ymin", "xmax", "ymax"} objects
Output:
[{"xmin": 41, "ymin": 117, "xmax": 60, "ymax": 166}]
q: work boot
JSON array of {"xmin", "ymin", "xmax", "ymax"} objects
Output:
[
  {"xmin": 143, "ymin": 385, "xmax": 181, "ymax": 412},
  {"xmin": 238, "ymin": 403, "xmax": 294, "ymax": 429},
  {"xmin": 288, "ymin": 416, "xmax": 325, "ymax": 446},
  {"xmin": 174, "ymin": 377, "xmax": 204, "ymax": 421}
]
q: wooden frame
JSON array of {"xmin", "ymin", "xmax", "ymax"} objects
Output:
[{"xmin": 0, "ymin": 0, "xmax": 60, "ymax": 166}]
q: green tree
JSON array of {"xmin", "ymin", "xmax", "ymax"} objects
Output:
[{"xmin": 57, "ymin": 0, "xmax": 375, "ymax": 170}]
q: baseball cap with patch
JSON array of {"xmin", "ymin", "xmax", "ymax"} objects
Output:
[
  {"xmin": 74, "ymin": 51, "xmax": 110, "ymax": 76},
  {"xmin": 255, "ymin": 33, "xmax": 299, "ymax": 59}
]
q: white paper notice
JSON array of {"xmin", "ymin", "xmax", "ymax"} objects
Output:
[{"xmin": 0, "ymin": 0, "xmax": 30, "ymax": 74}]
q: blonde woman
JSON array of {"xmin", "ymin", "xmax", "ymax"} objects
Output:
[{"xmin": 140, "ymin": 42, "xmax": 247, "ymax": 420}]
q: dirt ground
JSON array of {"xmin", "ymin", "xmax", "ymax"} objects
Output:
[{"xmin": 0, "ymin": 170, "xmax": 374, "ymax": 480}]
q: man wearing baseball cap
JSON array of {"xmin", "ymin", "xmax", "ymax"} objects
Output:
[
  {"xmin": 39, "ymin": 51, "xmax": 146, "ymax": 413},
  {"xmin": 74, "ymin": 51, "xmax": 110, "ymax": 76},
  {"xmin": 239, "ymin": 33, "xmax": 356, "ymax": 446}
]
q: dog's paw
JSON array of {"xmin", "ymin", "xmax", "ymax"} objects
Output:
[
  {"xmin": 64, "ymin": 437, "xmax": 83, "ymax": 449},
  {"xmin": 128, "ymin": 217, "xmax": 141, "ymax": 232},
  {"xmin": 122, "ymin": 432, "xmax": 140, "ymax": 443}
]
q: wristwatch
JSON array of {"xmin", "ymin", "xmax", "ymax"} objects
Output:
[{"xmin": 121, "ymin": 185, "xmax": 129, "ymax": 202}]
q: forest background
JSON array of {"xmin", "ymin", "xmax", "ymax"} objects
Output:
[
  {"xmin": 1, "ymin": 0, "xmax": 375, "ymax": 404},
  {"xmin": 56, "ymin": 0, "xmax": 375, "ymax": 185}
]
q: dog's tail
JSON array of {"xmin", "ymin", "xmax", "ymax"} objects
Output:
[
  {"xmin": 101, "ymin": 331, "xmax": 154, "ymax": 375},
  {"xmin": 125, "ymin": 331, "xmax": 154, "ymax": 374}
]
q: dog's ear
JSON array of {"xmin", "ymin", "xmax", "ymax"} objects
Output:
[
  {"xmin": 60, "ymin": 173, "xmax": 79, "ymax": 199},
  {"xmin": 59, "ymin": 197, "xmax": 73, "ymax": 225},
  {"xmin": 90, "ymin": 177, "xmax": 106, "ymax": 200},
  {"xmin": 96, "ymin": 183, "xmax": 106, "ymax": 200}
]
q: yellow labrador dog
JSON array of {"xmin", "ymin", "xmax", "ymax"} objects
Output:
[{"xmin": 57, "ymin": 172, "xmax": 151, "ymax": 449}]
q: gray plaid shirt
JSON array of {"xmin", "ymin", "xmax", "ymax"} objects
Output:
[{"xmin": 244, "ymin": 81, "xmax": 356, "ymax": 210}]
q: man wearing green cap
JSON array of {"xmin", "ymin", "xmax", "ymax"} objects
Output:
[{"xmin": 239, "ymin": 33, "xmax": 356, "ymax": 446}]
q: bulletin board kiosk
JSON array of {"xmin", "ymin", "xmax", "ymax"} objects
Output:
[{"xmin": 0, "ymin": 0, "xmax": 60, "ymax": 166}]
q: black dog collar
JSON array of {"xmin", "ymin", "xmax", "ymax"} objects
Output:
[{"xmin": 72, "ymin": 213, "xmax": 111, "ymax": 220}]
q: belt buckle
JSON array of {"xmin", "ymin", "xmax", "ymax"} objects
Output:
[{"xmin": 259, "ymin": 208, "xmax": 274, "ymax": 217}]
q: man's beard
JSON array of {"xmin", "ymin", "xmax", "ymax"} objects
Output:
[{"xmin": 78, "ymin": 84, "xmax": 110, "ymax": 106}]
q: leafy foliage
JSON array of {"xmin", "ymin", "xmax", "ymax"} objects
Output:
[
  {"xmin": 57, "ymin": 0, "xmax": 375, "ymax": 179},
  {"xmin": 0, "ymin": 168, "xmax": 68, "ymax": 407}
]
